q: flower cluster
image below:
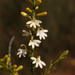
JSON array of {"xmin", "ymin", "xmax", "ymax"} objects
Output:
[
  {"xmin": 0, "ymin": 55, "xmax": 23, "ymax": 75},
  {"xmin": 0, "ymin": 0, "xmax": 69, "ymax": 75},
  {"xmin": 17, "ymin": 0, "xmax": 48, "ymax": 70}
]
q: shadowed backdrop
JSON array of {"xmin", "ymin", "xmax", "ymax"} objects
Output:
[{"xmin": 0, "ymin": 0, "xmax": 75, "ymax": 75}]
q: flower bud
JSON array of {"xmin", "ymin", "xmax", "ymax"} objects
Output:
[
  {"xmin": 3, "ymin": 55, "xmax": 8, "ymax": 61},
  {"xmin": 21, "ymin": 12, "xmax": 28, "ymax": 16},
  {"xmin": 21, "ymin": 12, "xmax": 31, "ymax": 19},
  {"xmin": 6, "ymin": 57, "xmax": 11, "ymax": 66},
  {"xmin": 4, "ymin": 55, "xmax": 8, "ymax": 59},
  {"xmin": 36, "ymin": 12, "xmax": 47, "ymax": 16},
  {"xmin": 35, "ymin": 6, "xmax": 39, "ymax": 10},
  {"xmin": 26, "ymin": 7, "xmax": 32, "ymax": 13},
  {"xmin": 10, "ymin": 65, "xmax": 17, "ymax": 69},
  {"xmin": 62, "ymin": 50, "xmax": 69, "ymax": 56},
  {"xmin": 0, "ymin": 55, "xmax": 8, "ymax": 62},
  {"xmin": 14, "ymin": 65, "xmax": 23, "ymax": 72},
  {"xmin": 17, "ymin": 65, "xmax": 23, "ymax": 71},
  {"xmin": 36, "ymin": 0, "xmax": 42, "ymax": 5}
]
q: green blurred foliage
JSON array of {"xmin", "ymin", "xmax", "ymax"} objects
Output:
[{"xmin": 0, "ymin": 0, "xmax": 75, "ymax": 75}]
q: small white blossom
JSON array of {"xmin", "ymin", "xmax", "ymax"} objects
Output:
[
  {"xmin": 28, "ymin": 39, "xmax": 41, "ymax": 49},
  {"xmin": 36, "ymin": 28, "xmax": 48, "ymax": 40},
  {"xmin": 22, "ymin": 30, "xmax": 32, "ymax": 36},
  {"xmin": 26, "ymin": 19, "xmax": 42, "ymax": 28},
  {"xmin": 17, "ymin": 48, "xmax": 27, "ymax": 58},
  {"xmin": 31, "ymin": 56, "xmax": 46, "ymax": 69}
]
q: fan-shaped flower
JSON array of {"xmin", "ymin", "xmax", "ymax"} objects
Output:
[
  {"xmin": 28, "ymin": 39, "xmax": 41, "ymax": 49},
  {"xmin": 36, "ymin": 28, "xmax": 48, "ymax": 40},
  {"xmin": 22, "ymin": 30, "xmax": 32, "ymax": 36},
  {"xmin": 31, "ymin": 56, "xmax": 46, "ymax": 69},
  {"xmin": 26, "ymin": 19, "xmax": 42, "ymax": 28},
  {"xmin": 17, "ymin": 48, "xmax": 27, "ymax": 58}
]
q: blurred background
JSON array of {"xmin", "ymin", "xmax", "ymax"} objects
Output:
[{"xmin": 0, "ymin": 0, "xmax": 75, "ymax": 75}]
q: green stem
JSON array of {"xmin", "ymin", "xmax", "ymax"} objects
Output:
[
  {"xmin": 30, "ymin": 1, "xmax": 37, "ymax": 75},
  {"xmin": 32, "ymin": 0, "xmax": 36, "ymax": 19},
  {"xmin": 0, "ymin": 62, "xmax": 13, "ymax": 74},
  {"xmin": 30, "ymin": 49, "xmax": 34, "ymax": 75}
]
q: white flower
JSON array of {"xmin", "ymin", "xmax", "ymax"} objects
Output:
[
  {"xmin": 31, "ymin": 56, "xmax": 46, "ymax": 69},
  {"xmin": 36, "ymin": 28, "xmax": 48, "ymax": 40},
  {"xmin": 28, "ymin": 39, "xmax": 41, "ymax": 49},
  {"xmin": 22, "ymin": 30, "xmax": 32, "ymax": 36},
  {"xmin": 17, "ymin": 48, "xmax": 27, "ymax": 58},
  {"xmin": 26, "ymin": 19, "xmax": 42, "ymax": 28}
]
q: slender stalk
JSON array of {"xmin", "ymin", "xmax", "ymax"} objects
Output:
[
  {"xmin": 32, "ymin": 0, "xmax": 36, "ymax": 19},
  {"xmin": 8, "ymin": 36, "xmax": 15, "ymax": 75},
  {"xmin": 30, "ymin": 0, "xmax": 36, "ymax": 75},
  {"xmin": 30, "ymin": 49, "xmax": 34, "ymax": 75},
  {"xmin": 0, "ymin": 62, "xmax": 13, "ymax": 74}
]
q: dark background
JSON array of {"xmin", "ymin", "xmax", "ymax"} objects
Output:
[{"xmin": 0, "ymin": 0, "xmax": 75, "ymax": 75}]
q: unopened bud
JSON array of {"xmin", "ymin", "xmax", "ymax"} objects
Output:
[
  {"xmin": 3, "ymin": 55, "xmax": 8, "ymax": 61},
  {"xmin": 60, "ymin": 50, "xmax": 69, "ymax": 59},
  {"xmin": 10, "ymin": 65, "xmax": 17, "ymax": 69},
  {"xmin": 6, "ymin": 57, "xmax": 11, "ymax": 66},
  {"xmin": 35, "ymin": 6, "xmax": 39, "ymax": 10},
  {"xmin": 62, "ymin": 50, "xmax": 69, "ymax": 56},
  {"xmin": 4, "ymin": 55, "xmax": 8, "ymax": 59},
  {"xmin": 26, "ymin": 7, "xmax": 32, "ymax": 13},
  {"xmin": 36, "ymin": 0, "xmax": 42, "ymax": 5},
  {"xmin": 21, "ymin": 12, "xmax": 28, "ymax": 16},
  {"xmin": 17, "ymin": 65, "xmax": 23, "ymax": 71},
  {"xmin": 36, "ymin": 12, "xmax": 47, "ymax": 16},
  {"xmin": 0, "ymin": 55, "xmax": 8, "ymax": 62},
  {"xmin": 14, "ymin": 65, "xmax": 23, "ymax": 72},
  {"xmin": 21, "ymin": 12, "xmax": 31, "ymax": 19}
]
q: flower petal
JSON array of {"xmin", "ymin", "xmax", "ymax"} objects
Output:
[
  {"xmin": 26, "ymin": 21, "xmax": 31, "ymax": 24},
  {"xmin": 33, "ymin": 61, "xmax": 36, "ymax": 64},
  {"xmin": 31, "ymin": 57, "xmax": 36, "ymax": 60},
  {"xmin": 35, "ymin": 62, "xmax": 39, "ymax": 68},
  {"xmin": 38, "ymin": 62, "xmax": 43, "ymax": 69},
  {"xmin": 40, "ymin": 61, "xmax": 46, "ymax": 66}
]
